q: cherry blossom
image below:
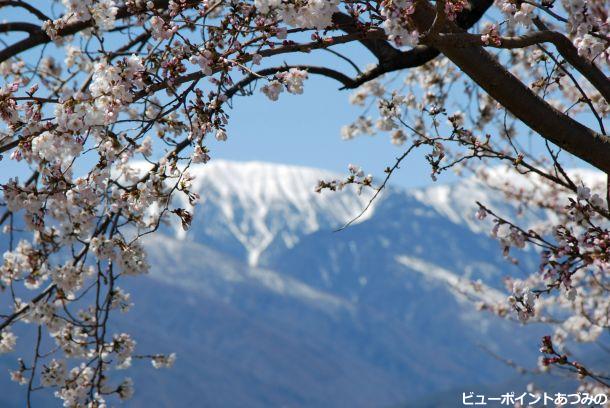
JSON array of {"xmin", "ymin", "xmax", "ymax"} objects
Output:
[{"xmin": 0, "ymin": 0, "xmax": 608, "ymax": 404}]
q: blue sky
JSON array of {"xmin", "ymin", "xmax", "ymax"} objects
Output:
[
  {"xmin": 201, "ymin": 38, "xmax": 451, "ymax": 189},
  {"xmin": 163, "ymin": 28, "xmax": 597, "ymax": 189},
  {"xmin": 218, "ymin": 64, "xmax": 441, "ymax": 189}
]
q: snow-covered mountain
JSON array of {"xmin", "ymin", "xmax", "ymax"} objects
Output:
[
  {"xmin": 169, "ymin": 160, "xmax": 379, "ymax": 266},
  {"xmin": 135, "ymin": 161, "xmax": 549, "ymax": 407},
  {"xmin": 3, "ymin": 160, "xmax": 581, "ymax": 408},
  {"xmin": 413, "ymin": 166, "xmax": 605, "ymax": 234}
]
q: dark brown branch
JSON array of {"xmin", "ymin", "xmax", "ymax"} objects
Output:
[
  {"xmin": 435, "ymin": 29, "xmax": 610, "ymax": 103},
  {"xmin": 331, "ymin": 11, "xmax": 438, "ymax": 89},
  {"xmin": 137, "ymin": 32, "xmax": 380, "ymax": 99},
  {"xmin": 342, "ymin": 45, "xmax": 441, "ymax": 89},
  {"xmin": 0, "ymin": 1, "xmax": 51, "ymax": 21},
  {"xmin": 411, "ymin": 0, "xmax": 610, "ymax": 173},
  {"xmin": 333, "ymin": 0, "xmax": 494, "ymax": 89},
  {"xmin": 0, "ymin": 22, "xmax": 42, "ymax": 34},
  {"xmin": 332, "ymin": 12, "xmax": 402, "ymax": 62}
]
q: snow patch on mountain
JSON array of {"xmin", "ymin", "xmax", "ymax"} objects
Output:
[
  {"xmin": 411, "ymin": 166, "xmax": 605, "ymax": 234},
  {"xmin": 132, "ymin": 160, "xmax": 603, "ymax": 270},
  {"xmin": 143, "ymin": 233, "xmax": 354, "ymax": 312},
  {"xmin": 396, "ymin": 255, "xmax": 504, "ymax": 304},
  {"xmin": 396, "ymin": 255, "xmax": 510, "ymax": 337},
  {"xmin": 173, "ymin": 160, "xmax": 381, "ymax": 266}
]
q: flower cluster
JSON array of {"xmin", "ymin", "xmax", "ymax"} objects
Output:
[
  {"xmin": 443, "ymin": 0, "xmax": 469, "ymax": 21},
  {"xmin": 315, "ymin": 164, "xmax": 373, "ymax": 194},
  {"xmin": 255, "ymin": 0, "xmax": 339, "ymax": 30},
  {"xmin": 481, "ymin": 23, "xmax": 501, "ymax": 46},
  {"xmin": 508, "ymin": 280, "xmax": 537, "ymax": 322},
  {"xmin": 498, "ymin": 1, "xmax": 535, "ymax": 27},
  {"xmin": 380, "ymin": 0, "xmax": 419, "ymax": 47},
  {"xmin": 44, "ymin": 0, "xmax": 118, "ymax": 36},
  {"xmin": 261, "ymin": 68, "xmax": 309, "ymax": 101}
]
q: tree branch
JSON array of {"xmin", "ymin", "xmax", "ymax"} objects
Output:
[
  {"xmin": 332, "ymin": 0, "xmax": 494, "ymax": 89},
  {"xmin": 0, "ymin": 22, "xmax": 42, "ymax": 34},
  {"xmin": 435, "ymin": 28, "xmax": 610, "ymax": 103},
  {"xmin": 332, "ymin": 12, "xmax": 403, "ymax": 62},
  {"xmin": 136, "ymin": 32, "xmax": 381, "ymax": 99},
  {"xmin": 0, "ymin": 1, "xmax": 50, "ymax": 21},
  {"xmin": 225, "ymin": 65, "xmax": 356, "ymax": 98},
  {"xmin": 411, "ymin": 0, "xmax": 610, "ymax": 173},
  {"xmin": 0, "ymin": 0, "xmax": 190, "ymax": 64}
]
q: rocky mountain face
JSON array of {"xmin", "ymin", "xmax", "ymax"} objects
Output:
[{"xmin": 1, "ymin": 161, "xmax": 560, "ymax": 407}]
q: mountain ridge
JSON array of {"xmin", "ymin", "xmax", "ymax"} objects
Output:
[{"xmin": 3, "ymin": 159, "xmax": 595, "ymax": 407}]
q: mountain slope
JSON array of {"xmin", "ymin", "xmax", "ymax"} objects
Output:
[
  {"xmin": 170, "ymin": 160, "xmax": 378, "ymax": 266},
  {"xmin": 137, "ymin": 161, "xmax": 548, "ymax": 406},
  {"xmin": 1, "ymin": 160, "xmax": 581, "ymax": 407}
]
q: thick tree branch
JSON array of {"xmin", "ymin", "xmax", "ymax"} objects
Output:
[
  {"xmin": 332, "ymin": 0, "xmax": 494, "ymax": 89},
  {"xmin": 342, "ymin": 45, "xmax": 441, "ymax": 89},
  {"xmin": 332, "ymin": 12, "xmax": 403, "ymax": 62},
  {"xmin": 0, "ymin": 22, "xmax": 42, "ymax": 34},
  {"xmin": 435, "ymin": 29, "xmax": 610, "ymax": 103},
  {"xmin": 411, "ymin": 0, "xmax": 610, "ymax": 173}
]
